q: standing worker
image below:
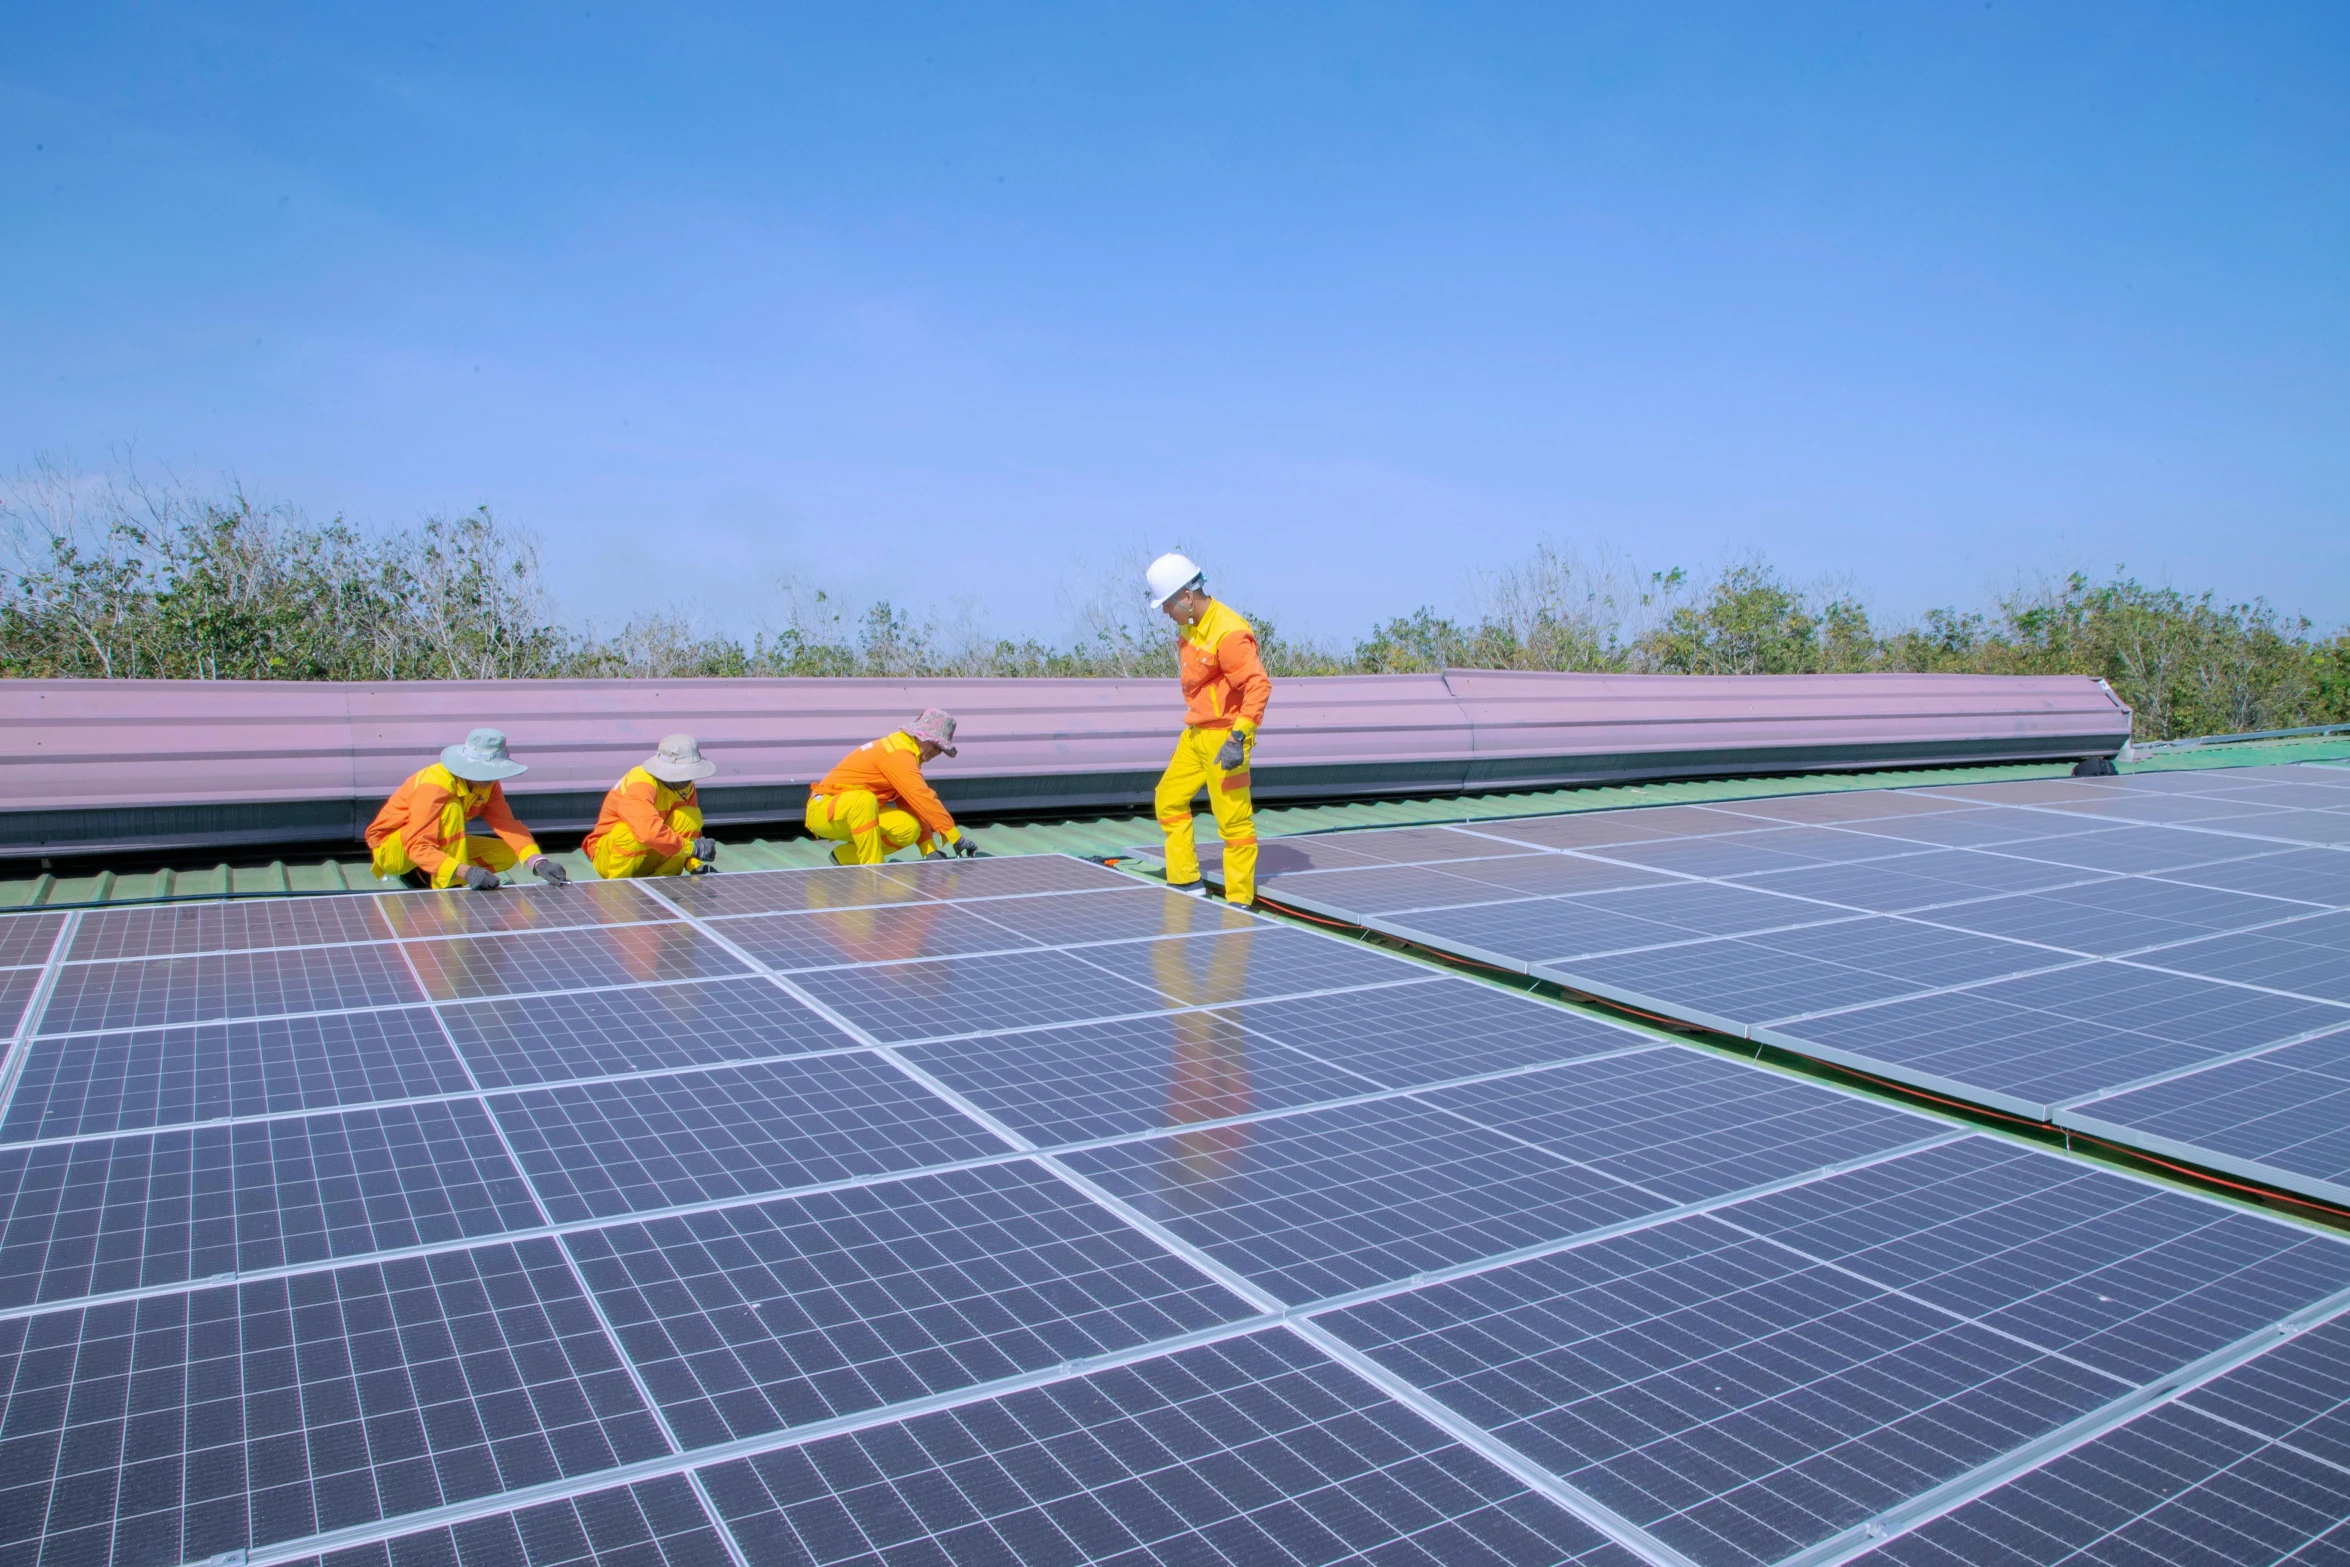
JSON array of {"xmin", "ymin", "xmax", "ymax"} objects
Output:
[
  {"xmin": 585, "ymin": 733, "xmax": 721, "ymax": 879},
  {"xmin": 805, "ymin": 709, "xmax": 980, "ymax": 865},
  {"xmin": 1147, "ymin": 552, "xmax": 1270, "ymax": 908},
  {"xmin": 367, "ymin": 728, "xmax": 571, "ymax": 891}
]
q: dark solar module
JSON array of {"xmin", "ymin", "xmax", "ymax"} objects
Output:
[
  {"xmin": 0, "ymin": 1099, "xmax": 540, "ymax": 1304},
  {"xmin": 1185, "ymin": 832, "xmax": 1393, "ymax": 875},
  {"xmin": 893, "ymin": 854, "xmax": 1137, "ymax": 900},
  {"xmin": 1441, "ymin": 853, "xmax": 1679, "ymax": 897},
  {"xmin": 0, "ymin": 1008, "xmax": 472, "ymax": 1142},
  {"xmin": 1856, "ymin": 1387, "xmax": 2350, "ymax": 1566},
  {"xmin": 0, "ymin": 911, "xmax": 67, "ymax": 968},
  {"xmin": 402, "ymin": 924, "xmax": 749, "ymax": 1003},
  {"xmin": 787, "ymin": 947, "xmax": 1173, "ymax": 1042},
  {"xmin": 1769, "ymin": 964, "xmax": 2349, "ymax": 1116},
  {"xmin": 1294, "ymin": 825, "xmax": 1541, "ymax": 866},
  {"xmin": 2140, "ymin": 911, "xmax": 2350, "ymax": 1003},
  {"xmin": 36, "ymin": 944, "xmax": 424, "ymax": 1036},
  {"xmin": 1921, "ymin": 778, "xmax": 2141, "ymax": 807},
  {"xmin": 443, "ymin": 978, "xmax": 854, "ymax": 1090},
  {"xmin": 1719, "ymin": 1137, "xmax": 2350, "ymax": 1382},
  {"xmin": 1220, "ymin": 977, "xmax": 1648, "ymax": 1087},
  {"xmin": 1471, "ymin": 806, "xmax": 1762, "ymax": 850},
  {"xmin": 0, "ymin": 1240, "xmax": 668, "ymax": 1567},
  {"xmin": 900, "ymin": 1012, "xmax": 1380, "ymax": 1147},
  {"xmin": 1738, "ymin": 917, "xmax": 2058, "ymax": 989},
  {"xmin": 1817, "ymin": 848, "xmax": 2110, "ymax": 896},
  {"xmin": 2059, "ymin": 1030, "xmax": 2350, "ymax": 1202},
  {"xmin": 1421, "ymin": 1050, "xmax": 1943, "ymax": 1202},
  {"xmin": 565, "ymin": 1160, "xmax": 1254, "ymax": 1446},
  {"xmin": 2035, "ymin": 793, "xmax": 2290, "ymax": 826},
  {"xmin": 696, "ymin": 1329, "xmax": 1643, "ymax": 1567},
  {"xmin": 489, "ymin": 1055, "xmax": 1006, "ymax": 1221},
  {"xmin": 1321, "ymin": 1209, "xmax": 2125, "ymax": 1567},
  {"xmin": 1580, "ymin": 829, "xmax": 1894, "ymax": 878},
  {"xmin": 1911, "ymin": 878, "xmax": 2317, "ymax": 955},
  {"xmin": 656, "ymin": 864, "xmax": 923, "ymax": 919},
  {"xmin": 1720, "ymin": 856, "xmax": 2080, "ymax": 915},
  {"xmin": 1075, "ymin": 926, "xmax": 1436, "ymax": 1009},
  {"xmin": 2151, "ymin": 848, "xmax": 2350, "ymax": 908},
  {"xmin": 1708, "ymin": 790, "xmax": 1972, "ymax": 825},
  {"xmin": 67, "ymin": 898, "xmax": 391, "ymax": 962},
  {"xmin": 0, "ymin": 967, "xmax": 45, "ymax": 1038},
  {"xmin": 298, "ymin": 1475, "xmax": 735, "ymax": 1567},
  {"xmin": 1986, "ymin": 825, "xmax": 2272, "ymax": 874},
  {"xmin": 1823, "ymin": 808, "xmax": 2086, "ymax": 850},
  {"xmin": 1260, "ymin": 862, "xmax": 1544, "ymax": 915},
  {"xmin": 375, "ymin": 879, "xmax": 667, "ymax": 939},
  {"xmin": 1062, "ymin": 1097, "xmax": 1669, "ymax": 1305},
  {"xmin": 1385, "ymin": 898, "xmax": 1706, "ymax": 968},
  {"xmin": 1543, "ymin": 939, "xmax": 1951, "ymax": 1031},
  {"xmin": 960, "ymin": 886, "xmax": 1259, "ymax": 945},
  {"xmin": 711, "ymin": 903, "xmax": 1039, "ymax": 972}
]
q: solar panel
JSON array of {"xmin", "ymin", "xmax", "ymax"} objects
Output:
[
  {"xmin": 5, "ymin": 846, "xmax": 2350, "ymax": 1567},
  {"xmin": 1242, "ymin": 773, "xmax": 2350, "ymax": 1201}
]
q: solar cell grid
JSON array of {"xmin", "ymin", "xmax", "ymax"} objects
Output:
[
  {"xmin": 1805, "ymin": 808, "xmax": 2081, "ymax": 850},
  {"xmin": 0, "ymin": 911, "xmax": 67, "ymax": 969},
  {"xmin": 302, "ymin": 1474, "xmax": 736, "ymax": 1567},
  {"xmin": 1576, "ymin": 828, "xmax": 1899, "ymax": 878},
  {"xmin": 1062, "ymin": 1096, "xmax": 1671, "ymax": 1305},
  {"xmin": 1075, "ymin": 924, "xmax": 1436, "ymax": 1009},
  {"xmin": 1376, "ymin": 899, "xmax": 1692, "ymax": 973},
  {"xmin": 401, "ymin": 925, "xmax": 748, "ymax": 1004},
  {"xmin": 2139, "ymin": 910, "xmax": 2350, "ymax": 1003},
  {"xmin": 0, "ymin": 965, "xmax": 47, "ymax": 1039},
  {"xmin": 1978, "ymin": 825, "xmax": 2273, "ymax": 874},
  {"xmin": 2209, "ymin": 808, "xmax": 2350, "ymax": 846},
  {"xmin": 1436, "ymin": 853, "xmax": 1680, "ymax": 898},
  {"xmin": 1420, "ymin": 1051, "xmax": 1946, "ymax": 1203},
  {"xmin": 443, "ymin": 979, "xmax": 854, "ymax": 1090},
  {"xmin": 785, "ymin": 946, "xmax": 1172, "ymax": 1043},
  {"xmin": 35, "ymin": 943, "xmax": 423, "ymax": 1037},
  {"xmin": 1540, "ymin": 937, "xmax": 1955, "ymax": 1033},
  {"xmin": 487, "ymin": 1055, "xmax": 1008, "ymax": 1222},
  {"xmin": 0, "ymin": 1009, "xmax": 473, "ymax": 1143},
  {"xmin": 1221, "ymin": 977, "xmax": 1653, "ymax": 1087},
  {"xmin": 707, "ymin": 903, "xmax": 1039, "ymax": 973},
  {"xmin": 2152, "ymin": 847, "xmax": 2350, "ymax": 907},
  {"xmin": 1262, "ymin": 861, "xmax": 1550, "ymax": 916},
  {"xmin": 1470, "ymin": 805, "xmax": 1766, "ymax": 851},
  {"xmin": 899, "ymin": 1012, "xmax": 1381, "ymax": 1148},
  {"xmin": 0, "ymin": 1099, "xmax": 542, "ymax": 1306},
  {"xmin": 563, "ymin": 1160, "xmax": 1256, "ymax": 1447},
  {"xmin": 374, "ymin": 880, "xmax": 666, "ymax": 939},
  {"xmin": 1287, "ymin": 824, "xmax": 1539, "ymax": 866},
  {"xmin": 696, "ymin": 1327, "xmax": 1643, "ymax": 1567},
  {"xmin": 958, "ymin": 885, "xmax": 1259, "ymax": 945},
  {"xmin": 0, "ymin": 1240, "xmax": 669, "ymax": 1567},
  {"xmin": 653, "ymin": 864, "xmax": 923, "ymax": 919},
  {"xmin": 1708, "ymin": 790, "xmax": 1972, "ymax": 825},
  {"xmin": 66, "ymin": 898, "xmax": 393, "ymax": 963},
  {"xmin": 892, "ymin": 854, "xmax": 1136, "ymax": 900},
  {"xmin": 1718, "ymin": 856, "xmax": 2071, "ymax": 915},
  {"xmin": 1909, "ymin": 878, "xmax": 2319, "ymax": 956}
]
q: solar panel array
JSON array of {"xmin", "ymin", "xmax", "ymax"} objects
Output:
[
  {"xmin": 1236, "ymin": 763, "xmax": 2350, "ymax": 1209},
  {"xmin": 3, "ymin": 846, "xmax": 2349, "ymax": 1565}
]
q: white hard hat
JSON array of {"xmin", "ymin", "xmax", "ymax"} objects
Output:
[{"xmin": 1145, "ymin": 551, "xmax": 1204, "ymax": 609}]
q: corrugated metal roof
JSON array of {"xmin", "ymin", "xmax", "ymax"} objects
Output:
[{"xmin": 5, "ymin": 735, "xmax": 2340, "ymax": 912}]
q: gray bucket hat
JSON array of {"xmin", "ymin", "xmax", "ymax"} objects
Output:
[
  {"xmin": 906, "ymin": 708, "xmax": 958, "ymax": 757},
  {"xmin": 644, "ymin": 733, "xmax": 718, "ymax": 784},
  {"xmin": 441, "ymin": 728, "xmax": 529, "ymax": 783}
]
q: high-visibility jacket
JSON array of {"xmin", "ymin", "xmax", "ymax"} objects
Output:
[
  {"xmin": 365, "ymin": 764, "xmax": 541, "ymax": 888},
  {"xmin": 583, "ymin": 767, "xmax": 703, "ymax": 866},
  {"xmin": 812, "ymin": 732, "xmax": 961, "ymax": 842},
  {"xmin": 1178, "ymin": 599, "xmax": 1271, "ymax": 734}
]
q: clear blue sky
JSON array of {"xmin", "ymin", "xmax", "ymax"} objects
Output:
[{"xmin": 5, "ymin": 3, "xmax": 2345, "ymax": 645}]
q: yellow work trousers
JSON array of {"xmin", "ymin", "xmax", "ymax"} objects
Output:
[
  {"xmin": 589, "ymin": 804, "xmax": 704, "ymax": 880},
  {"xmin": 806, "ymin": 791, "xmax": 930, "ymax": 866},
  {"xmin": 375, "ymin": 831, "xmax": 523, "ymax": 890},
  {"xmin": 1156, "ymin": 726, "xmax": 1257, "ymax": 905}
]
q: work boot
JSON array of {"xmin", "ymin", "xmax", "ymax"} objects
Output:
[{"xmin": 1167, "ymin": 881, "xmax": 1207, "ymax": 897}]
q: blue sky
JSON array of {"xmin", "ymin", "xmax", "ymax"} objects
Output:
[{"xmin": 5, "ymin": 3, "xmax": 2344, "ymax": 645}]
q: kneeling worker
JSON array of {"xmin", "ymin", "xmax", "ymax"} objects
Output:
[
  {"xmin": 1147, "ymin": 552, "xmax": 1270, "ymax": 907},
  {"xmin": 585, "ymin": 733, "xmax": 721, "ymax": 878},
  {"xmin": 806, "ymin": 709, "xmax": 978, "ymax": 865},
  {"xmin": 368, "ymin": 728, "xmax": 570, "ymax": 891}
]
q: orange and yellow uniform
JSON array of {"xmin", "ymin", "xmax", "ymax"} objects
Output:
[
  {"xmin": 1156, "ymin": 598, "xmax": 1272, "ymax": 904},
  {"xmin": 805, "ymin": 732, "xmax": 965, "ymax": 865},
  {"xmin": 584, "ymin": 767, "xmax": 707, "ymax": 879},
  {"xmin": 365, "ymin": 765, "xmax": 542, "ymax": 889}
]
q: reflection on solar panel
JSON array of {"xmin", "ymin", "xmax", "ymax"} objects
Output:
[
  {"xmin": 1244, "ymin": 763, "xmax": 2350, "ymax": 1208},
  {"xmin": 4, "ymin": 846, "xmax": 2350, "ymax": 1566}
]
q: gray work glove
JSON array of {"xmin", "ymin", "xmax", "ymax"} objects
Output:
[
  {"xmin": 692, "ymin": 837, "xmax": 718, "ymax": 863},
  {"xmin": 460, "ymin": 864, "xmax": 501, "ymax": 892},
  {"xmin": 949, "ymin": 834, "xmax": 981, "ymax": 858},
  {"xmin": 527, "ymin": 855, "xmax": 569, "ymax": 885},
  {"xmin": 1214, "ymin": 730, "xmax": 1251, "ymax": 771}
]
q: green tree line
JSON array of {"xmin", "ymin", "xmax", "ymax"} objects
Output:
[{"xmin": 5, "ymin": 465, "xmax": 2345, "ymax": 740}]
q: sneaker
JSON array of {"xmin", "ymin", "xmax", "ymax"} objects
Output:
[{"xmin": 1167, "ymin": 881, "xmax": 1208, "ymax": 897}]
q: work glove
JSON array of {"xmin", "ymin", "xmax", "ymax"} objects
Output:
[
  {"xmin": 1214, "ymin": 730, "xmax": 1251, "ymax": 772},
  {"xmin": 527, "ymin": 855, "xmax": 570, "ymax": 885},
  {"xmin": 949, "ymin": 834, "xmax": 982, "ymax": 858},
  {"xmin": 460, "ymin": 864, "xmax": 501, "ymax": 892},
  {"xmin": 692, "ymin": 837, "xmax": 718, "ymax": 864}
]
